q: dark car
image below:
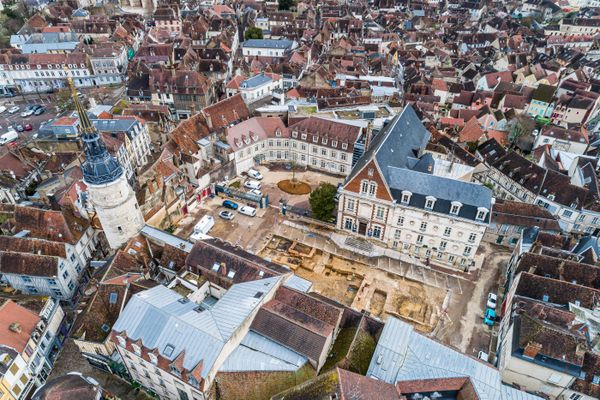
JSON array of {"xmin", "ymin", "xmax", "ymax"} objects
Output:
[
  {"xmin": 222, "ymin": 200, "xmax": 239, "ymax": 210},
  {"xmin": 15, "ymin": 125, "xmax": 24, "ymax": 132},
  {"xmin": 33, "ymin": 107, "xmax": 45, "ymax": 116}
]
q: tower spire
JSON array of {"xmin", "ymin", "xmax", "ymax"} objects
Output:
[{"xmin": 65, "ymin": 71, "xmax": 124, "ymax": 185}]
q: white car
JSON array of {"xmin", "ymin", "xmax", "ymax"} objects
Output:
[
  {"xmin": 20, "ymin": 109, "xmax": 34, "ymax": 118},
  {"xmin": 238, "ymin": 205, "xmax": 257, "ymax": 217},
  {"xmin": 249, "ymin": 188, "xmax": 263, "ymax": 197},
  {"xmin": 486, "ymin": 293, "xmax": 498, "ymax": 309},
  {"xmin": 244, "ymin": 180, "xmax": 262, "ymax": 190},
  {"xmin": 477, "ymin": 351, "xmax": 489, "ymax": 362},
  {"xmin": 8, "ymin": 106, "xmax": 19, "ymax": 114},
  {"xmin": 0, "ymin": 106, "xmax": 6, "ymax": 114},
  {"xmin": 247, "ymin": 168, "xmax": 263, "ymax": 180}
]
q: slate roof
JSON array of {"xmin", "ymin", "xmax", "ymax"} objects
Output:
[
  {"xmin": 242, "ymin": 39, "xmax": 294, "ymax": 49},
  {"xmin": 347, "ymin": 106, "xmax": 492, "ymax": 222}
]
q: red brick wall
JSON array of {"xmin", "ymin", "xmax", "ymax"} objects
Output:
[{"xmin": 344, "ymin": 160, "xmax": 392, "ymax": 201}]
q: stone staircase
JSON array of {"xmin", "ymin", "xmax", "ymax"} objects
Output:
[{"xmin": 344, "ymin": 236, "xmax": 374, "ymax": 254}]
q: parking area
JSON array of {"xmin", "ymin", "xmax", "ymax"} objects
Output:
[
  {"xmin": 0, "ymin": 97, "xmax": 59, "ymax": 155},
  {"xmin": 232, "ymin": 165, "xmax": 344, "ymax": 208}
]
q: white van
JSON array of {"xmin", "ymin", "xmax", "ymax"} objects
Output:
[
  {"xmin": 244, "ymin": 180, "xmax": 262, "ymax": 190},
  {"xmin": 193, "ymin": 215, "xmax": 215, "ymax": 234},
  {"xmin": 238, "ymin": 205, "xmax": 257, "ymax": 217},
  {"xmin": 0, "ymin": 130, "xmax": 18, "ymax": 145},
  {"xmin": 247, "ymin": 168, "xmax": 263, "ymax": 180}
]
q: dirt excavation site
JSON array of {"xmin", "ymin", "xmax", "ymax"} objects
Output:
[{"xmin": 259, "ymin": 236, "xmax": 447, "ymax": 332}]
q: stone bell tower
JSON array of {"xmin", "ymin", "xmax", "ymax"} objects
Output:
[{"xmin": 68, "ymin": 78, "xmax": 144, "ymax": 249}]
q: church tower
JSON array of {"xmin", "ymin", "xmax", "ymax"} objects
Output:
[{"xmin": 69, "ymin": 79, "xmax": 145, "ymax": 249}]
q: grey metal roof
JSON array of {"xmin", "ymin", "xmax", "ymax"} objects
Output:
[
  {"xmin": 141, "ymin": 225, "xmax": 194, "ymax": 253},
  {"xmin": 242, "ymin": 39, "xmax": 294, "ymax": 49},
  {"xmin": 367, "ymin": 318, "xmax": 542, "ymax": 400},
  {"xmin": 91, "ymin": 118, "xmax": 137, "ymax": 134},
  {"xmin": 241, "ymin": 74, "xmax": 272, "ymax": 89},
  {"xmin": 283, "ymin": 274, "xmax": 312, "ymax": 293},
  {"xmin": 219, "ymin": 331, "xmax": 307, "ymax": 372},
  {"xmin": 113, "ymin": 278, "xmax": 281, "ymax": 378}
]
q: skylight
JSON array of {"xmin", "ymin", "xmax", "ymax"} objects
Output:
[
  {"xmin": 163, "ymin": 344, "xmax": 175, "ymax": 357},
  {"xmin": 109, "ymin": 292, "xmax": 117, "ymax": 304}
]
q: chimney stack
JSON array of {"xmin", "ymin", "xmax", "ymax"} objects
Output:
[{"xmin": 523, "ymin": 342, "xmax": 542, "ymax": 359}]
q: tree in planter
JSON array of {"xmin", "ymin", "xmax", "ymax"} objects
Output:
[
  {"xmin": 244, "ymin": 27, "xmax": 263, "ymax": 40},
  {"xmin": 309, "ymin": 183, "xmax": 337, "ymax": 221}
]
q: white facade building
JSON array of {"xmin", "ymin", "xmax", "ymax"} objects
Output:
[{"xmin": 337, "ymin": 106, "xmax": 492, "ymax": 270}]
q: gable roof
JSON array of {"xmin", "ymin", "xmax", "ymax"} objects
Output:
[
  {"xmin": 112, "ymin": 277, "xmax": 281, "ymax": 379},
  {"xmin": 0, "ymin": 300, "xmax": 40, "ymax": 353},
  {"xmin": 367, "ymin": 317, "xmax": 542, "ymax": 400}
]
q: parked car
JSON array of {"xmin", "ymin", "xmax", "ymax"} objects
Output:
[
  {"xmin": 15, "ymin": 125, "xmax": 24, "ymax": 132},
  {"xmin": 33, "ymin": 107, "xmax": 45, "ymax": 116},
  {"xmin": 20, "ymin": 109, "xmax": 34, "ymax": 118},
  {"xmin": 0, "ymin": 106, "xmax": 6, "ymax": 114},
  {"xmin": 193, "ymin": 215, "xmax": 214, "ymax": 235},
  {"xmin": 477, "ymin": 351, "xmax": 489, "ymax": 362},
  {"xmin": 8, "ymin": 106, "xmax": 19, "ymax": 114},
  {"xmin": 3, "ymin": 91, "xmax": 15, "ymax": 98},
  {"xmin": 247, "ymin": 168, "xmax": 263, "ymax": 180},
  {"xmin": 222, "ymin": 200, "xmax": 239, "ymax": 210},
  {"xmin": 483, "ymin": 308, "xmax": 496, "ymax": 326},
  {"xmin": 238, "ymin": 205, "xmax": 257, "ymax": 217},
  {"xmin": 486, "ymin": 293, "xmax": 497, "ymax": 309},
  {"xmin": 219, "ymin": 210, "xmax": 235, "ymax": 220},
  {"xmin": 249, "ymin": 189, "xmax": 262, "ymax": 197},
  {"xmin": 23, "ymin": 124, "xmax": 33, "ymax": 131},
  {"xmin": 244, "ymin": 180, "xmax": 262, "ymax": 190},
  {"xmin": 0, "ymin": 130, "xmax": 18, "ymax": 145}
]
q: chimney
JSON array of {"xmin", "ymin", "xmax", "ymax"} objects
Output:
[
  {"xmin": 205, "ymin": 112, "xmax": 213, "ymax": 129},
  {"xmin": 523, "ymin": 342, "xmax": 542, "ymax": 359},
  {"xmin": 9, "ymin": 323, "xmax": 22, "ymax": 334}
]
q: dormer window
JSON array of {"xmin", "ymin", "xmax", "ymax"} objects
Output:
[
  {"xmin": 401, "ymin": 191, "xmax": 412, "ymax": 205},
  {"xmin": 450, "ymin": 202, "xmax": 462, "ymax": 215},
  {"xmin": 275, "ymin": 129, "xmax": 281, "ymax": 137},
  {"xmin": 548, "ymin": 194, "xmax": 555, "ymax": 201},
  {"xmin": 332, "ymin": 140, "xmax": 337, "ymax": 147},
  {"xmin": 132, "ymin": 344, "xmax": 141, "ymax": 356},
  {"xmin": 476, "ymin": 207, "xmax": 488, "ymax": 221},
  {"xmin": 189, "ymin": 376, "xmax": 199, "ymax": 387},
  {"xmin": 170, "ymin": 365, "xmax": 181, "ymax": 377},
  {"xmin": 425, "ymin": 196, "xmax": 436, "ymax": 210},
  {"xmin": 301, "ymin": 133, "xmax": 307, "ymax": 140},
  {"xmin": 312, "ymin": 136, "xmax": 318, "ymax": 143},
  {"xmin": 322, "ymin": 137, "xmax": 328, "ymax": 145},
  {"xmin": 342, "ymin": 143, "xmax": 348, "ymax": 150},
  {"xmin": 117, "ymin": 336, "xmax": 127, "ymax": 347},
  {"xmin": 149, "ymin": 353, "xmax": 158, "ymax": 365},
  {"xmin": 292, "ymin": 130, "xmax": 297, "ymax": 138}
]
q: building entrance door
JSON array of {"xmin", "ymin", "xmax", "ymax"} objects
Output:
[{"xmin": 358, "ymin": 222, "xmax": 367, "ymax": 235}]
